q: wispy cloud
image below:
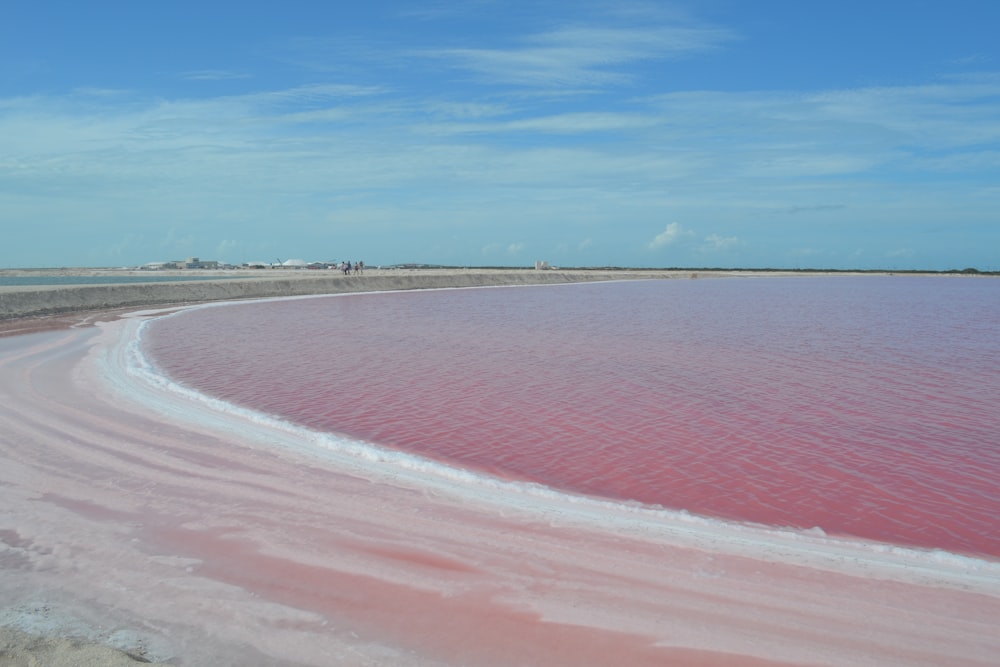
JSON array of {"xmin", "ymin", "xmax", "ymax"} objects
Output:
[
  {"xmin": 3, "ymin": 54, "xmax": 999, "ymax": 268},
  {"xmin": 251, "ymin": 83, "xmax": 389, "ymax": 110},
  {"xmin": 420, "ymin": 111, "xmax": 659, "ymax": 137},
  {"xmin": 6, "ymin": 72, "xmax": 998, "ymax": 200},
  {"xmin": 425, "ymin": 24, "xmax": 733, "ymax": 88}
]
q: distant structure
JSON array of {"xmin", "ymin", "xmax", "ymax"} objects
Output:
[
  {"xmin": 535, "ymin": 260, "xmax": 550, "ymax": 270},
  {"xmin": 140, "ymin": 257, "xmax": 220, "ymax": 270},
  {"xmin": 139, "ymin": 257, "xmax": 341, "ymax": 270},
  {"xmin": 184, "ymin": 257, "xmax": 219, "ymax": 269}
]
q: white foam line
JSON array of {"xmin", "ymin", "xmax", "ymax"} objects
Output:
[{"xmin": 92, "ymin": 300, "xmax": 1000, "ymax": 597}]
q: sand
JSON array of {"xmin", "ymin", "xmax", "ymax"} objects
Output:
[{"xmin": 2, "ymin": 268, "xmax": 998, "ymax": 666}]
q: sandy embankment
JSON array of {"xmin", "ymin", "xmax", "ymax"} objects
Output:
[{"xmin": 0, "ymin": 268, "xmax": 694, "ymax": 327}]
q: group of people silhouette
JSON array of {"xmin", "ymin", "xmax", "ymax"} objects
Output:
[{"xmin": 338, "ymin": 260, "xmax": 364, "ymax": 275}]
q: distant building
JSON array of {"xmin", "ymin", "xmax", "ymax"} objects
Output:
[
  {"xmin": 535, "ymin": 260, "xmax": 550, "ymax": 270},
  {"xmin": 141, "ymin": 258, "xmax": 221, "ymax": 269},
  {"xmin": 184, "ymin": 257, "xmax": 219, "ymax": 269}
]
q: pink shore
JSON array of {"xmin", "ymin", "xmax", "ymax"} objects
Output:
[{"xmin": 1, "ymin": 283, "xmax": 999, "ymax": 665}]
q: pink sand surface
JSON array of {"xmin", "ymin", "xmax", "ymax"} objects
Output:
[{"xmin": 1, "ymin": 312, "xmax": 998, "ymax": 666}]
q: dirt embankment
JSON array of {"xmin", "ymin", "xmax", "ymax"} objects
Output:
[
  {"xmin": 0, "ymin": 269, "xmax": 693, "ymax": 320},
  {"xmin": 0, "ymin": 269, "xmax": 692, "ymax": 329}
]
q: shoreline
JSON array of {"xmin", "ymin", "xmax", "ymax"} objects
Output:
[{"xmin": 1, "ymin": 266, "xmax": 969, "ymax": 326}]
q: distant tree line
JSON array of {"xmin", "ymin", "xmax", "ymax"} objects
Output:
[{"xmin": 384, "ymin": 264, "xmax": 998, "ymax": 275}]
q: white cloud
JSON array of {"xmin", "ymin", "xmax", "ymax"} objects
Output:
[
  {"xmin": 703, "ymin": 233, "xmax": 739, "ymax": 251},
  {"xmin": 648, "ymin": 222, "xmax": 691, "ymax": 249},
  {"xmin": 507, "ymin": 242, "xmax": 525, "ymax": 254}
]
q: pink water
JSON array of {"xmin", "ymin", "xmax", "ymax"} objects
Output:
[{"xmin": 144, "ymin": 276, "xmax": 1000, "ymax": 559}]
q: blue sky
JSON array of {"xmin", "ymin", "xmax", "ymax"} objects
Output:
[{"xmin": 2, "ymin": 1, "xmax": 998, "ymax": 269}]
